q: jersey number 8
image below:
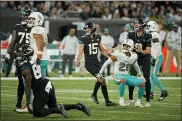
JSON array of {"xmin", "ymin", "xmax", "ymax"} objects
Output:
[{"xmin": 32, "ymin": 63, "xmax": 42, "ymax": 79}]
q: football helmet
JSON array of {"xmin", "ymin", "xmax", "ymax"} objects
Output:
[
  {"xmin": 27, "ymin": 12, "xmax": 44, "ymax": 27},
  {"xmin": 145, "ymin": 21, "xmax": 159, "ymax": 33},
  {"xmin": 21, "ymin": 9, "xmax": 34, "ymax": 25},
  {"xmin": 134, "ymin": 18, "xmax": 147, "ymax": 31},
  {"xmin": 121, "ymin": 39, "xmax": 134, "ymax": 52},
  {"xmin": 83, "ymin": 22, "xmax": 96, "ymax": 34}
]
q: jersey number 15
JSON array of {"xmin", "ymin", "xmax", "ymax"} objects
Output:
[{"xmin": 88, "ymin": 43, "xmax": 98, "ymax": 55}]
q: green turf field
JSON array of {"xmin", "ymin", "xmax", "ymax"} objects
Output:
[{"xmin": 1, "ymin": 79, "xmax": 181, "ymax": 120}]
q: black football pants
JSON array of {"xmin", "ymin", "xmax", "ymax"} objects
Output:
[{"xmin": 129, "ymin": 56, "xmax": 151, "ymax": 102}]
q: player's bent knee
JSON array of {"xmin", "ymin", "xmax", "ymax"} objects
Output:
[
  {"xmin": 139, "ymin": 82, "xmax": 145, "ymax": 87},
  {"xmin": 120, "ymin": 78, "xmax": 126, "ymax": 84},
  {"xmin": 33, "ymin": 110, "xmax": 43, "ymax": 117}
]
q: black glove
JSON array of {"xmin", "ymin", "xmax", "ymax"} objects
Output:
[
  {"xmin": 151, "ymin": 58, "xmax": 156, "ymax": 66},
  {"xmin": 36, "ymin": 58, "xmax": 41, "ymax": 65},
  {"xmin": 5, "ymin": 52, "xmax": 10, "ymax": 64}
]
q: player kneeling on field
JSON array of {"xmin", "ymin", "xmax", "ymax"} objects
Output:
[
  {"xmin": 17, "ymin": 45, "xmax": 91, "ymax": 118},
  {"xmin": 96, "ymin": 39, "xmax": 146, "ymax": 107}
]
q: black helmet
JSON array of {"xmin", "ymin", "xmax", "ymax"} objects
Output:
[
  {"xmin": 134, "ymin": 18, "xmax": 147, "ymax": 31},
  {"xmin": 83, "ymin": 22, "xmax": 96, "ymax": 34},
  {"xmin": 21, "ymin": 9, "xmax": 33, "ymax": 25}
]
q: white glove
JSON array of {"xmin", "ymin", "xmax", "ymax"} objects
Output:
[
  {"xmin": 5, "ymin": 53, "xmax": 10, "ymax": 64},
  {"xmin": 140, "ymin": 75, "xmax": 146, "ymax": 82},
  {"xmin": 96, "ymin": 73, "xmax": 103, "ymax": 80}
]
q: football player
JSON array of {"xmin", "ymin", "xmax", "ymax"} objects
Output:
[
  {"xmin": 145, "ymin": 21, "xmax": 168, "ymax": 101},
  {"xmin": 27, "ymin": 12, "xmax": 49, "ymax": 78},
  {"xmin": 5, "ymin": 9, "xmax": 33, "ymax": 112},
  {"xmin": 96, "ymin": 39, "xmax": 146, "ymax": 107},
  {"xmin": 16, "ymin": 45, "xmax": 91, "ymax": 118},
  {"xmin": 127, "ymin": 18, "xmax": 152, "ymax": 107},
  {"xmin": 76, "ymin": 22, "xmax": 117, "ymax": 106}
]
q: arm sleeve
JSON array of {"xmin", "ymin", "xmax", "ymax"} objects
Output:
[{"xmin": 99, "ymin": 58, "xmax": 113, "ymax": 74}]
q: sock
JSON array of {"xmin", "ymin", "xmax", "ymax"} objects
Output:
[
  {"xmin": 150, "ymin": 79, "xmax": 155, "ymax": 92},
  {"xmin": 120, "ymin": 97, "xmax": 124, "ymax": 103},
  {"xmin": 145, "ymin": 80, "xmax": 151, "ymax": 102},
  {"xmin": 63, "ymin": 104, "xmax": 78, "ymax": 111},
  {"xmin": 101, "ymin": 85, "xmax": 110, "ymax": 103},
  {"xmin": 138, "ymin": 87, "xmax": 145, "ymax": 100},
  {"xmin": 119, "ymin": 83, "xmax": 125, "ymax": 97},
  {"xmin": 137, "ymin": 99, "xmax": 141, "ymax": 102},
  {"xmin": 17, "ymin": 86, "xmax": 24, "ymax": 107},
  {"xmin": 128, "ymin": 86, "xmax": 135, "ymax": 100},
  {"xmin": 92, "ymin": 81, "xmax": 101, "ymax": 96},
  {"xmin": 151, "ymin": 74, "xmax": 164, "ymax": 91}
]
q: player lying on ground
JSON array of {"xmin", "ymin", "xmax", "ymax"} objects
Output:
[
  {"xmin": 17, "ymin": 45, "xmax": 91, "ymax": 118},
  {"xmin": 76, "ymin": 22, "xmax": 117, "ymax": 106},
  {"xmin": 145, "ymin": 21, "xmax": 168, "ymax": 101},
  {"xmin": 5, "ymin": 9, "xmax": 33, "ymax": 112},
  {"xmin": 27, "ymin": 12, "xmax": 49, "ymax": 78},
  {"xmin": 96, "ymin": 39, "xmax": 146, "ymax": 107}
]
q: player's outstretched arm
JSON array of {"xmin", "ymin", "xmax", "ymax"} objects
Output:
[
  {"xmin": 34, "ymin": 34, "xmax": 44, "ymax": 62},
  {"xmin": 5, "ymin": 30, "xmax": 17, "ymax": 64},
  {"xmin": 99, "ymin": 42, "xmax": 110, "ymax": 58},
  {"xmin": 97, "ymin": 55, "xmax": 117, "ymax": 79},
  {"xmin": 76, "ymin": 44, "xmax": 84, "ymax": 67},
  {"xmin": 133, "ymin": 61, "xmax": 146, "ymax": 82}
]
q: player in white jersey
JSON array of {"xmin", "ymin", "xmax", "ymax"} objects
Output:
[
  {"xmin": 145, "ymin": 21, "xmax": 168, "ymax": 101},
  {"xmin": 27, "ymin": 12, "xmax": 49, "ymax": 78},
  {"xmin": 96, "ymin": 39, "xmax": 146, "ymax": 107}
]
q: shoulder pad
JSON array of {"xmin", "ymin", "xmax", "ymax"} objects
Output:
[
  {"xmin": 14, "ymin": 24, "xmax": 22, "ymax": 29},
  {"xmin": 31, "ymin": 26, "xmax": 46, "ymax": 34}
]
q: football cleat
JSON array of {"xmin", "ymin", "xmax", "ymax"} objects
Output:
[
  {"xmin": 125, "ymin": 100, "xmax": 134, "ymax": 106},
  {"xmin": 105, "ymin": 101, "xmax": 118, "ymax": 106},
  {"xmin": 16, "ymin": 107, "xmax": 29, "ymax": 113},
  {"xmin": 57, "ymin": 104, "xmax": 69, "ymax": 118},
  {"xmin": 143, "ymin": 93, "xmax": 154, "ymax": 100},
  {"xmin": 135, "ymin": 101, "xmax": 144, "ymax": 108},
  {"xmin": 158, "ymin": 90, "xmax": 168, "ymax": 101},
  {"xmin": 91, "ymin": 94, "xmax": 99, "ymax": 104},
  {"xmin": 77, "ymin": 102, "xmax": 91, "ymax": 116},
  {"xmin": 145, "ymin": 102, "xmax": 150, "ymax": 107}
]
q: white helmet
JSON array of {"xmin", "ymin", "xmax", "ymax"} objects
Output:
[
  {"xmin": 121, "ymin": 39, "xmax": 134, "ymax": 52},
  {"xmin": 145, "ymin": 21, "xmax": 158, "ymax": 33},
  {"xmin": 27, "ymin": 12, "xmax": 44, "ymax": 27}
]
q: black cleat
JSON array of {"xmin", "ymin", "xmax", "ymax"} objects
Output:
[
  {"xmin": 91, "ymin": 94, "xmax": 99, "ymax": 104},
  {"xmin": 77, "ymin": 102, "xmax": 91, "ymax": 116},
  {"xmin": 105, "ymin": 101, "xmax": 118, "ymax": 106},
  {"xmin": 158, "ymin": 90, "xmax": 168, "ymax": 101},
  {"xmin": 58, "ymin": 104, "xmax": 69, "ymax": 118},
  {"xmin": 14, "ymin": 103, "xmax": 22, "ymax": 112}
]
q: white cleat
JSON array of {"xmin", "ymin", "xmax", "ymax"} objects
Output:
[
  {"xmin": 135, "ymin": 101, "xmax": 144, "ymax": 108},
  {"xmin": 60, "ymin": 74, "xmax": 64, "ymax": 77},
  {"xmin": 145, "ymin": 102, "xmax": 151, "ymax": 107},
  {"xmin": 119, "ymin": 102, "xmax": 126, "ymax": 107},
  {"xmin": 125, "ymin": 100, "xmax": 134, "ymax": 106},
  {"xmin": 16, "ymin": 107, "xmax": 29, "ymax": 113}
]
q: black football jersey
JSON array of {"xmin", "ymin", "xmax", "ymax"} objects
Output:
[
  {"xmin": 14, "ymin": 24, "xmax": 32, "ymax": 51},
  {"xmin": 79, "ymin": 34, "xmax": 101, "ymax": 63},
  {"xmin": 127, "ymin": 31, "xmax": 152, "ymax": 58}
]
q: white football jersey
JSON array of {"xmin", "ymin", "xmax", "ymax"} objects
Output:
[
  {"xmin": 30, "ymin": 26, "xmax": 50, "ymax": 61},
  {"xmin": 151, "ymin": 32, "xmax": 162, "ymax": 59},
  {"xmin": 113, "ymin": 51, "xmax": 138, "ymax": 75}
]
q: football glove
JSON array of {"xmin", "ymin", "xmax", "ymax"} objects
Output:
[
  {"xmin": 36, "ymin": 58, "xmax": 41, "ymax": 65},
  {"xmin": 5, "ymin": 52, "xmax": 10, "ymax": 64},
  {"xmin": 96, "ymin": 73, "xmax": 103, "ymax": 80},
  {"xmin": 151, "ymin": 58, "xmax": 156, "ymax": 66}
]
